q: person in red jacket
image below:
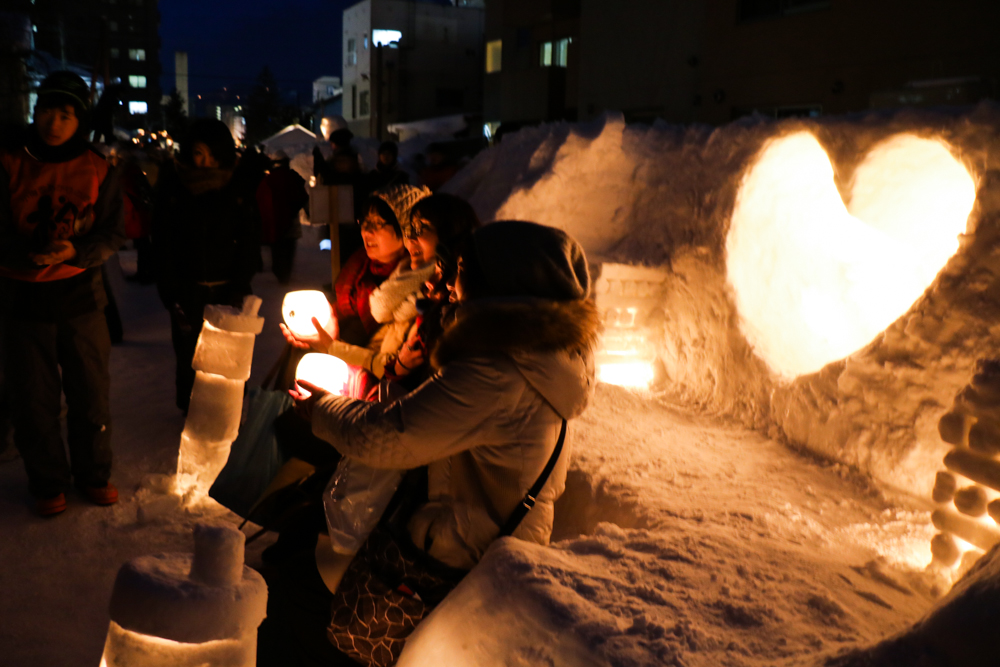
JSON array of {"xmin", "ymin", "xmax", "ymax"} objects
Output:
[{"xmin": 0, "ymin": 72, "xmax": 125, "ymax": 516}]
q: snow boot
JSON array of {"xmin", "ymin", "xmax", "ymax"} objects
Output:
[
  {"xmin": 36, "ymin": 493, "xmax": 67, "ymax": 517},
  {"xmin": 81, "ymin": 483, "xmax": 118, "ymax": 506}
]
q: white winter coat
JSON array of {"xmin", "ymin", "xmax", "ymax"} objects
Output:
[{"xmin": 312, "ymin": 298, "xmax": 599, "ymax": 569}]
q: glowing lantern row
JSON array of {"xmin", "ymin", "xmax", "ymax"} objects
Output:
[
  {"xmin": 281, "ymin": 290, "xmax": 335, "ymax": 339},
  {"xmin": 930, "ymin": 364, "xmax": 1000, "ymax": 583},
  {"xmin": 726, "ymin": 132, "xmax": 975, "ymax": 379}
]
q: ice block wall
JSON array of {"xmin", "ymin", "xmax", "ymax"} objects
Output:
[
  {"xmin": 175, "ymin": 296, "xmax": 265, "ymax": 500},
  {"xmin": 444, "ymin": 106, "xmax": 1000, "ymax": 496},
  {"xmin": 100, "ymin": 524, "xmax": 267, "ymax": 667}
]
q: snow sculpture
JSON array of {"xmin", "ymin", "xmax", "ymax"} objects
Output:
[
  {"xmin": 593, "ymin": 264, "xmax": 668, "ymax": 388},
  {"xmin": 727, "ymin": 132, "xmax": 976, "ymax": 379},
  {"xmin": 176, "ymin": 296, "xmax": 265, "ymax": 500},
  {"xmin": 295, "ymin": 352, "xmax": 351, "ymax": 396},
  {"xmin": 930, "ymin": 360, "xmax": 1000, "ymax": 579},
  {"xmin": 281, "ymin": 289, "xmax": 335, "ymax": 338},
  {"xmin": 99, "ymin": 523, "xmax": 267, "ymax": 667}
]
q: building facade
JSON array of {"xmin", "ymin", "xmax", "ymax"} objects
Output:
[
  {"xmin": 15, "ymin": 0, "xmax": 160, "ymax": 128},
  {"xmin": 485, "ymin": 0, "xmax": 1000, "ymax": 128},
  {"xmin": 342, "ymin": 0, "xmax": 485, "ymax": 139}
]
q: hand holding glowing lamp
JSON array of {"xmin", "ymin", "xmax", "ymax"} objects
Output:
[{"xmin": 281, "ymin": 291, "xmax": 336, "ymax": 350}]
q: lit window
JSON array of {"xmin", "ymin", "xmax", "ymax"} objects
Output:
[
  {"xmin": 129, "ymin": 48, "xmax": 145, "ymax": 61},
  {"xmin": 128, "ymin": 75, "xmax": 146, "ymax": 88},
  {"xmin": 541, "ymin": 39, "xmax": 570, "ymax": 68},
  {"xmin": 372, "ymin": 29, "xmax": 402, "ymax": 47},
  {"xmin": 128, "ymin": 101, "xmax": 147, "ymax": 114},
  {"xmin": 540, "ymin": 41, "xmax": 552, "ymax": 67},
  {"xmin": 110, "ymin": 47, "xmax": 119, "ymax": 59},
  {"xmin": 346, "ymin": 38, "xmax": 357, "ymax": 66},
  {"xmin": 555, "ymin": 37, "xmax": 570, "ymax": 67},
  {"xmin": 359, "ymin": 91, "xmax": 370, "ymax": 116},
  {"xmin": 485, "ymin": 39, "xmax": 501, "ymax": 73}
]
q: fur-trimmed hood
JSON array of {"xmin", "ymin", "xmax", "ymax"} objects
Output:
[{"xmin": 432, "ymin": 297, "xmax": 600, "ymax": 419}]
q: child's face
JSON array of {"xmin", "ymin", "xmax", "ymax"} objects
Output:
[{"xmin": 35, "ymin": 104, "xmax": 79, "ymax": 147}]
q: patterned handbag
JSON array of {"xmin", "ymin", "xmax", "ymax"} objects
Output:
[{"xmin": 327, "ymin": 420, "xmax": 568, "ymax": 667}]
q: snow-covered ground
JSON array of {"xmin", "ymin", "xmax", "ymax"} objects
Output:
[
  {"xmin": 10, "ymin": 104, "xmax": 1000, "ymax": 665},
  {"xmin": 0, "ymin": 237, "xmax": 937, "ymax": 667}
]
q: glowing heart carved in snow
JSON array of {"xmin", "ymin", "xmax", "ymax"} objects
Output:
[{"xmin": 726, "ymin": 132, "xmax": 976, "ymax": 379}]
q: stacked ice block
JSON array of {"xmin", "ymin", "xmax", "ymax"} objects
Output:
[
  {"xmin": 100, "ymin": 524, "xmax": 267, "ymax": 667},
  {"xmin": 175, "ymin": 296, "xmax": 264, "ymax": 499}
]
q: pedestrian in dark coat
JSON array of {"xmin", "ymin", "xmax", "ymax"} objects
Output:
[
  {"xmin": 257, "ymin": 151, "xmax": 308, "ymax": 283},
  {"xmin": 0, "ymin": 71, "xmax": 126, "ymax": 516},
  {"xmin": 153, "ymin": 118, "xmax": 262, "ymax": 411},
  {"xmin": 365, "ymin": 141, "xmax": 410, "ymax": 192}
]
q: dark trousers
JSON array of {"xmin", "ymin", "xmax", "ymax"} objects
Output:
[
  {"xmin": 5, "ymin": 308, "xmax": 112, "ymax": 498},
  {"xmin": 257, "ymin": 551, "xmax": 359, "ymax": 667},
  {"xmin": 271, "ymin": 238, "xmax": 297, "ymax": 284},
  {"xmin": 170, "ymin": 283, "xmax": 247, "ymax": 410}
]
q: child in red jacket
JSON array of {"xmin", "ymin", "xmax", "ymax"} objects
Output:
[{"xmin": 0, "ymin": 72, "xmax": 125, "ymax": 516}]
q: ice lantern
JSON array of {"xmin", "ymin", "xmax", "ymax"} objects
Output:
[
  {"xmin": 100, "ymin": 524, "xmax": 267, "ymax": 667},
  {"xmin": 176, "ymin": 296, "xmax": 265, "ymax": 500},
  {"xmin": 282, "ymin": 290, "xmax": 335, "ymax": 338},
  {"xmin": 295, "ymin": 353, "xmax": 351, "ymax": 396},
  {"xmin": 594, "ymin": 264, "xmax": 668, "ymax": 389}
]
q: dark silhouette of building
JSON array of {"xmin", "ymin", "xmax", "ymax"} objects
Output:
[
  {"xmin": 23, "ymin": 0, "xmax": 161, "ymax": 127},
  {"xmin": 485, "ymin": 0, "xmax": 1000, "ymax": 128}
]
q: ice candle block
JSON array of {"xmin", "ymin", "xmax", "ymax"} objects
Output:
[
  {"xmin": 100, "ymin": 524, "xmax": 267, "ymax": 667},
  {"xmin": 176, "ymin": 296, "xmax": 264, "ymax": 499}
]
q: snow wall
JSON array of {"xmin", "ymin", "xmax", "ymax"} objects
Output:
[{"xmin": 444, "ymin": 105, "xmax": 1000, "ymax": 498}]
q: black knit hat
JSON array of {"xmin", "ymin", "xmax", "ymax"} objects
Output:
[
  {"xmin": 467, "ymin": 221, "xmax": 590, "ymax": 301},
  {"xmin": 36, "ymin": 71, "xmax": 91, "ymax": 118}
]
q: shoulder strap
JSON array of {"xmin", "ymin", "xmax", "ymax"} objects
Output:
[{"xmin": 499, "ymin": 418, "xmax": 568, "ymax": 538}]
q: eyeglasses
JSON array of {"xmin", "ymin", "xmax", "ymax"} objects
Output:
[
  {"xmin": 403, "ymin": 218, "xmax": 435, "ymax": 240},
  {"xmin": 359, "ymin": 213, "xmax": 390, "ymax": 233}
]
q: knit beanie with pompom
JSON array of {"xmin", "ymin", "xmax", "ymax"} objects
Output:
[{"xmin": 373, "ymin": 184, "xmax": 431, "ymax": 234}]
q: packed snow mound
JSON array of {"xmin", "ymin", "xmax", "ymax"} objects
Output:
[
  {"xmin": 828, "ymin": 541, "xmax": 1000, "ymax": 667},
  {"xmin": 445, "ymin": 106, "xmax": 1000, "ymax": 496}
]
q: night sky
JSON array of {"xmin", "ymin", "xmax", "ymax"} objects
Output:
[{"xmin": 159, "ymin": 0, "xmax": 352, "ymax": 106}]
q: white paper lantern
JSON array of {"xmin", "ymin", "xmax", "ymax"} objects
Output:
[
  {"xmin": 281, "ymin": 290, "xmax": 335, "ymax": 339},
  {"xmin": 295, "ymin": 353, "xmax": 351, "ymax": 397}
]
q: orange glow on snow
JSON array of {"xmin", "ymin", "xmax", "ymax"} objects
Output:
[{"xmin": 726, "ymin": 132, "xmax": 976, "ymax": 379}]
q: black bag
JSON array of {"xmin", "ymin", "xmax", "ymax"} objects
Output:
[{"xmin": 327, "ymin": 420, "xmax": 568, "ymax": 667}]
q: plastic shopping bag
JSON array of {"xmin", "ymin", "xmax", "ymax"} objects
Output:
[{"xmin": 323, "ymin": 458, "xmax": 404, "ymax": 555}]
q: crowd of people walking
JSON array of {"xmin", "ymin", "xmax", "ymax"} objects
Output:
[{"xmin": 0, "ymin": 71, "xmax": 599, "ymax": 667}]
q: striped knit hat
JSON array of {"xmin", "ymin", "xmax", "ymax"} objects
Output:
[{"xmin": 373, "ymin": 184, "xmax": 431, "ymax": 235}]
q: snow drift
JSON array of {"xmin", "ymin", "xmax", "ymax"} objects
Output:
[{"xmin": 445, "ymin": 106, "xmax": 1000, "ymax": 498}]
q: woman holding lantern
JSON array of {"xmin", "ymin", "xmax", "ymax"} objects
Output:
[
  {"xmin": 277, "ymin": 221, "xmax": 600, "ymax": 666},
  {"xmin": 281, "ymin": 192, "xmax": 480, "ymax": 394}
]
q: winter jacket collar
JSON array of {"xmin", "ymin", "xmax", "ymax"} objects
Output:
[
  {"xmin": 177, "ymin": 163, "xmax": 234, "ymax": 195},
  {"xmin": 432, "ymin": 297, "xmax": 600, "ymax": 419},
  {"xmin": 24, "ymin": 128, "xmax": 91, "ymax": 164}
]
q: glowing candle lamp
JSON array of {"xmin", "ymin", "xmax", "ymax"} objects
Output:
[
  {"xmin": 282, "ymin": 290, "xmax": 335, "ymax": 339},
  {"xmin": 296, "ymin": 353, "xmax": 351, "ymax": 396}
]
